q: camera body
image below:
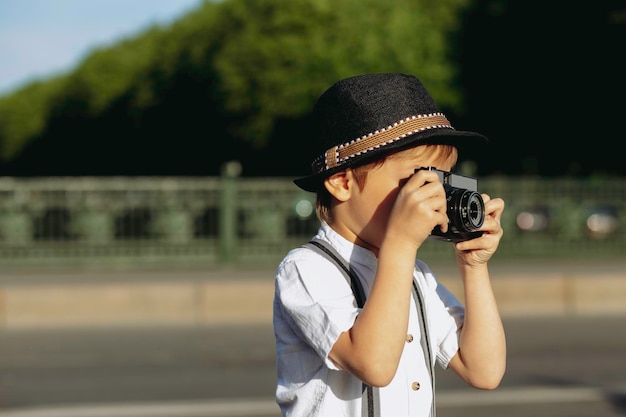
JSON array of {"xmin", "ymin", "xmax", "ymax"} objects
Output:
[{"xmin": 415, "ymin": 167, "xmax": 485, "ymax": 242}]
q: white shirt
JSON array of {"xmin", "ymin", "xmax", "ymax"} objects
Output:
[{"xmin": 273, "ymin": 222, "xmax": 465, "ymax": 417}]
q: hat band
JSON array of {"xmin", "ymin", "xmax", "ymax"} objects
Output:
[{"xmin": 312, "ymin": 113, "xmax": 453, "ymax": 173}]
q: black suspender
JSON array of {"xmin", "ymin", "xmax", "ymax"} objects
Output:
[
  {"xmin": 303, "ymin": 238, "xmax": 437, "ymax": 417},
  {"xmin": 306, "ymin": 239, "xmax": 367, "ymax": 307},
  {"xmin": 303, "ymin": 239, "xmax": 375, "ymax": 417}
]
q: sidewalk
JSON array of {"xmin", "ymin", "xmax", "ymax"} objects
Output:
[{"xmin": 1, "ymin": 259, "xmax": 625, "ymax": 328}]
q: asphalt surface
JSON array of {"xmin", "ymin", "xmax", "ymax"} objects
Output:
[
  {"xmin": 0, "ymin": 259, "xmax": 624, "ymax": 417},
  {"xmin": 0, "ymin": 316, "xmax": 625, "ymax": 417}
]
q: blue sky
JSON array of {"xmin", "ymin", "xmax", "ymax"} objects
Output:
[{"xmin": 0, "ymin": 0, "xmax": 204, "ymax": 95}]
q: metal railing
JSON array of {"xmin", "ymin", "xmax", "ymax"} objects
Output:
[{"xmin": 0, "ymin": 173, "xmax": 623, "ymax": 268}]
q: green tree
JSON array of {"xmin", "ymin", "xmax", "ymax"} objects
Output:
[
  {"xmin": 212, "ymin": 0, "xmax": 469, "ymax": 147},
  {"xmin": 0, "ymin": 0, "xmax": 474, "ymax": 175}
]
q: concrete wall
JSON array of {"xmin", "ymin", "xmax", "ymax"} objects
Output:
[{"xmin": 1, "ymin": 260, "xmax": 624, "ymax": 329}]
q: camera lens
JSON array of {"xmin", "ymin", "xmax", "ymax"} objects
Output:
[
  {"xmin": 464, "ymin": 192, "xmax": 485, "ymax": 229},
  {"xmin": 447, "ymin": 188, "xmax": 485, "ymax": 232}
]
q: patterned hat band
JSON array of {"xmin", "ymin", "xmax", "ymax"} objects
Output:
[{"xmin": 311, "ymin": 112, "xmax": 453, "ymax": 174}]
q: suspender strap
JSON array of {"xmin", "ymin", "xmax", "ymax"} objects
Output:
[
  {"xmin": 306, "ymin": 239, "xmax": 366, "ymax": 308},
  {"xmin": 304, "ymin": 238, "xmax": 436, "ymax": 417},
  {"xmin": 303, "ymin": 239, "xmax": 374, "ymax": 417}
]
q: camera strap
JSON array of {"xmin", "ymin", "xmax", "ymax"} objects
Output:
[{"xmin": 303, "ymin": 239, "xmax": 375, "ymax": 417}]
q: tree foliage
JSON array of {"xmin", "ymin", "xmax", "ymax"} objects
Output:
[
  {"xmin": 211, "ymin": 0, "xmax": 469, "ymax": 147},
  {"xmin": 3, "ymin": 0, "xmax": 622, "ymax": 178},
  {"xmin": 0, "ymin": 0, "xmax": 472, "ymax": 176}
]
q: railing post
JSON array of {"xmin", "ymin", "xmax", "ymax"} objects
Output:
[{"xmin": 219, "ymin": 161, "xmax": 241, "ymax": 263}]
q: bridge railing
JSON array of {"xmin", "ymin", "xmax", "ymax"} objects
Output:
[{"xmin": 0, "ymin": 173, "xmax": 623, "ymax": 268}]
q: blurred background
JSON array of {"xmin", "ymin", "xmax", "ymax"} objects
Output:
[{"xmin": 0, "ymin": 0, "xmax": 624, "ymax": 416}]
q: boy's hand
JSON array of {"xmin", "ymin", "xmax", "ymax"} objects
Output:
[
  {"xmin": 453, "ymin": 194, "xmax": 505, "ymax": 266},
  {"xmin": 388, "ymin": 169, "xmax": 450, "ymax": 249}
]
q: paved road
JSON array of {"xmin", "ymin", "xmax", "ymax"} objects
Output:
[{"xmin": 0, "ymin": 315, "xmax": 625, "ymax": 417}]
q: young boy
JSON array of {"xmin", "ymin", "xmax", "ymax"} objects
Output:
[{"xmin": 273, "ymin": 73, "xmax": 506, "ymax": 417}]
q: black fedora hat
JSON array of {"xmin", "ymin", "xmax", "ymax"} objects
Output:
[{"xmin": 294, "ymin": 72, "xmax": 488, "ymax": 192}]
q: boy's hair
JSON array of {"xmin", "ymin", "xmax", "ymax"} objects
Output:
[{"xmin": 316, "ymin": 144, "xmax": 458, "ymax": 224}]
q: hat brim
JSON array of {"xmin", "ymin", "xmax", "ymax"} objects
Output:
[{"xmin": 293, "ymin": 128, "xmax": 487, "ymax": 192}]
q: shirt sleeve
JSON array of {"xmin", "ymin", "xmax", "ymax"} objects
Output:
[{"xmin": 275, "ymin": 247, "xmax": 360, "ymax": 370}]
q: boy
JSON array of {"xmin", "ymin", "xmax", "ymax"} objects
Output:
[{"xmin": 273, "ymin": 73, "xmax": 506, "ymax": 417}]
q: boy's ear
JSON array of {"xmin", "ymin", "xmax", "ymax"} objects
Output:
[{"xmin": 323, "ymin": 170, "xmax": 352, "ymax": 202}]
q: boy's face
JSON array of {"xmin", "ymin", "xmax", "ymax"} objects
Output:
[{"xmin": 345, "ymin": 152, "xmax": 454, "ymax": 252}]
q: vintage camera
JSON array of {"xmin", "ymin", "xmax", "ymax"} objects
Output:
[{"xmin": 415, "ymin": 167, "xmax": 485, "ymax": 242}]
